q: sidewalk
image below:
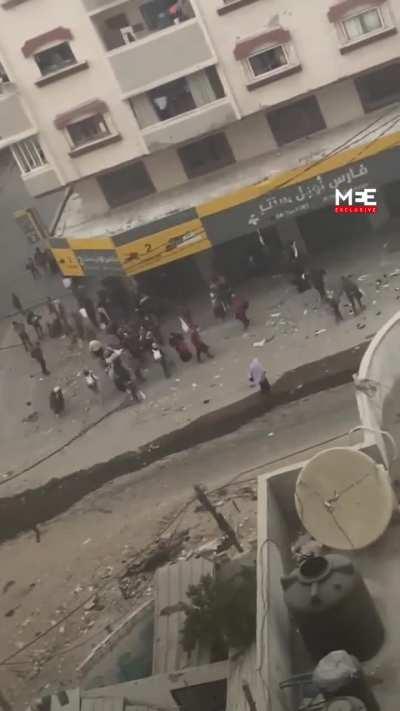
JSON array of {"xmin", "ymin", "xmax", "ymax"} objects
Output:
[{"xmin": 1, "ymin": 227, "xmax": 399, "ymax": 497}]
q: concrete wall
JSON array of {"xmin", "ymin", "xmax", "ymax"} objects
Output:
[
  {"xmin": 198, "ymin": 0, "xmax": 400, "ymax": 118},
  {"xmin": 83, "ymin": 660, "xmax": 228, "ymax": 707},
  {"xmin": 108, "ymin": 21, "xmax": 214, "ymax": 95},
  {"xmin": 0, "ymin": 90, "xmax": 33, "ymax": 144},
  {"xmin": 142, "ymin": 99, "xmax": 237, "ymax": 152},
  {"xmin": 256, "ymin": 464, "xmax": 297, "ymax": 711},
  {"xmin": 356, "ymin": 310, "xmax": 400, "ymax": 469},
  {"xmin": 22, "ymin": 165, "xmax": 63, "ymax": 196},
  {"xmin": 0, "ymin": 0, "xmax": 147, "ymax": 184}
]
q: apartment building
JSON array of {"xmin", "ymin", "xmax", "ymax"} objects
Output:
[{"xmin": 1, "ymin": 0, "xmax": 400, "ymax": 291}]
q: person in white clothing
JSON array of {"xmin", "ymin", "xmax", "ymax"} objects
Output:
[{"xmin": 248, "ymin": 358, "xmax": 271, "ymax": 394}]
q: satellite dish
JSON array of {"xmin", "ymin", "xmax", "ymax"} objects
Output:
[{"xmin": 295, "ymin": 447, "xmax": 394, "ymax": 550}]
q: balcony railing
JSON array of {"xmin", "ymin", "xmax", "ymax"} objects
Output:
[{"xmin": 87, "ymin": 0, "xmax": 195, "ymax": 53}]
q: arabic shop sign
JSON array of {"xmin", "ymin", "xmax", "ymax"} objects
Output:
[
  {"xmin": 247, "ymin": 162, "xmax": 369, "ymax": 227},
  {"xmin": 201, "ymin": 145, "xmax": 400, "ymax": 245},
  {"xmin": 75, "ymin": 250, "xmax": 123, "ymax": 276}
]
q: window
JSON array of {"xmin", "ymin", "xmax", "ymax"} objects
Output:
[
  {"xmin": 34, "ymin": 42, "xmax": 76, "ymax": 76},
  {"xmin": 178, "ymin": 133, "xmax": 235, "ymax": 178},
  {"xmin": 67, "ymin": 114, "xmax": 110, "ymax": 148},
  {"xmin": 343, "ymin": 8, "xmax": 383, "ymax": 40},
  {"xmin": 267, "ymin": 96, "xmax": 326, "ymax": 146},
  {"xmin": 248, "ymin": 45, "xmax": 288, "ymax": 77},
  {"xmin": 355, "ymin": 61, "xmax": 400, "ymax": 112},
  {"xmin": 139, "ymin": 0, "xmax": 194, "ymax": 31},
  {"xmin": 149, "ymin": 77, "xmax": 196, "ymax": 121},
  {"xmin": 131, "ymin": 67, "xmax": 225, "ymax": 129},
  {"xmin": 98, "ymin": 162, "xmax": 155, "ymax": 208},
  {"xmin": 11, "ymin": 137, "xmax": 47, "ymax": 174}
]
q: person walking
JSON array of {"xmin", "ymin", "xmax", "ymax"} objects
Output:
[
  {"xmin": 340, "ymin": 276, "xmax": 364, "ymax": 315},
  {"xmin": 26, "ymin": 257, "xmax": 41, "ymax": 280},
  {"xmin": 190, "ymin": 326, "xmax": 213, "ymax": 363},
  {"xmin": 83, "ymin": 369, "xmax": 99, "ymax": 392},
  {"xmin": 34, "ymin": 247, "xmax": 47, "ymax": 274},
  {"xmin": 151, "ymin": 341, "xmax": 170, "ymax": 378},
  {"xmin": 169, "ymin": 332, "xmax": 192, "ymax": 362},
  {"xmin": 249, "ymin": 357, "xmax": 271, "ymax": 394},
  {"xmin": 79, "ymin": 295, "xmax": 98, "ymax": 328},
  {"xmin": 49, "ymin": 386, "xmax": 65, "ymax": 415},
  {"xmin": 216, "ymin": 274, "xmax": 232, "ymax": 310},
  {"xmin": 210, "ymin": 287, "xmax": 226, "ymax": 321},
  {"xmin": 232, "ymin": 294, "xmax": 250, "ymax": 330},
  {"xmin": 105, "ymin": 348, "xmax": 144, "ymax": 402},
  {"xmin": 12, "ymin": 320, "xmax": 32, "ymax": 351},
  {"xmin": 26, "ymin": 310, "xmax": 44, "ymax": 339},
  {"xmin": 310, "ymin": 267, "xmax": 328, "ymax": 302},
  {"xmin": 327, "ymin": 292, "xmax": 344, "ymax": 323},
  {"xmin": 11, "ymin": 292, "xmax": 23, "ymax": 315},
  {"xmin": 30, "ymin": 342, "xmax": 50, "ymax": 375}
]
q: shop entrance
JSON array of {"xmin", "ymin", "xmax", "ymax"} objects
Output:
[
  {"xmin": 212, "ymin": 227, "xmax": 284, "ymax": 285},
  {"xmin": 137, "ymin": 254, "xmax": 205, "ymax": 303},
  {"xmin": 297, "ymin": 206, "xmax": 372, "ymax": 256}
]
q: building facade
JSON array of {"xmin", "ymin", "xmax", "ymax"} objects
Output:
[{"xmin": 1, "ymin": 0, "xmax": 400, "ymax": 289}]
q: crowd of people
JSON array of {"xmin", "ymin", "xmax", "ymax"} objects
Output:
[
  {"xmin": 10, "ymin": 279, "xmax": 231, "ymax": 416},
  {"xmin": 10, "ymin": 242, "xmax": 368, "ymax": 414}
]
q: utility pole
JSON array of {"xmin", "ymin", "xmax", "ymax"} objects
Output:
[{"xmin": 193, "ymin": 485, "xmax": 243, "ymax": 552}]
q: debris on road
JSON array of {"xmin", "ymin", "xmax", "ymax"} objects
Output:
[
  {"xmin": 22, "ymin": 411, "xmax": 39, "ymax": 424},
  {"xmin": 315, "ymin": 329, "xmax": 327, "ymax": 336}
]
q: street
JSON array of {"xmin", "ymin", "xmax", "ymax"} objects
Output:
[
  {"xmin": 1, "ymin": 224, "xmax": 400, "ymax": 496},
  {"xmin": 0, "ymin": 384, "xmax": 360, "ymax": 709}
]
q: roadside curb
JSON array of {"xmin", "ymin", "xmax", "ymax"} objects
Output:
[{"xmin": 0, "ymin": 340, "xmax": 370, "ymax": 542}]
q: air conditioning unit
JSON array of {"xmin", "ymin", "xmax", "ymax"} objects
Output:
[{"xmin": 120, "ymin": 26, "xmax": 136, "ymax": 44}]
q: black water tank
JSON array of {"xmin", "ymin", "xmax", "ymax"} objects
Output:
[{"xmin": 281, "ymin": 555, "xmax": 384, "ymax": 661}]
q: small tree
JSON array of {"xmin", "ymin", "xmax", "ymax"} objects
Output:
[{"xmin": 182, "ymin": 566, "xmax": 256, "ymax": 659}]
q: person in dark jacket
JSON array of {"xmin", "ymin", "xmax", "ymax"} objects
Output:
[
  {"xmin": 49, "ymin": 386, "xmax": 65, "ymax": 415},
  {"xmin": 169, "ymin": 332, "xmax": 192, "ymax": 362},
  {"xmin": 310, "ymin": 267, "xmax": 327, "ymax": 302},
  {"xmin": 30, "ymin": 342, "xmax": 50, "ymax": 375},
  {"xmin": 232, "ymin": 294, "xmax": 250, "ymax": 330},
  {"xmin": 190, "ymin": 326, "xmax": 213, "ymax": 363},
  {"xmin": 26, "ymin": 310, "xmax": 44, "ymax": 339},
  {"xmin": 341, "ymin": 276, "xmax": 364, "ymax": 314}
]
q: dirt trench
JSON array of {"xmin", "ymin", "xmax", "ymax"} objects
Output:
[{"xmin": 0, "ymin": 341, "xmax": 369, "ymax": 542}]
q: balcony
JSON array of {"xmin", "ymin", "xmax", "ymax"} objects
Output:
[
  {"xmin": 141, "ymin": 99, "xmax": 236, "ymax": 152},
  {"xmin": 88, "ymin": 0, "xmax": 195, "ymax": 51},
  {"xmin": 0, "ymin": 84, "xmax": 34, "ymax": 148},
  {"xmin": 109, "ymin": 20, "xmax": 214, "ymax": 95}
]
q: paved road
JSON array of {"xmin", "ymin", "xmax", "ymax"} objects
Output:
[
  {"xmin": 1, "ymin": 227, "xmax": 399, "ymax": 495},
  {"xmin": 0, "ymin": 384, "xmax": 361, "ymax": 708}
]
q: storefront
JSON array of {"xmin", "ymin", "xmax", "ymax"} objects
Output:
[{"xmin": 51, "ymin": 130, "xmax": 400, "ymax": 284}]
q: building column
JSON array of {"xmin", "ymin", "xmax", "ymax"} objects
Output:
[
  {"xmin": 276, "ymin": 219, "xmax": 308, "ymax": 253},
  {"xmin": 194, "ymin": 249, "xmax": 215, "ymax": 285}
]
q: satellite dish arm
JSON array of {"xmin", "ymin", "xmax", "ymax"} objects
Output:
[{"xmin": 349, "ymin": 425, "xmax": 398, "ymax": 466}]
